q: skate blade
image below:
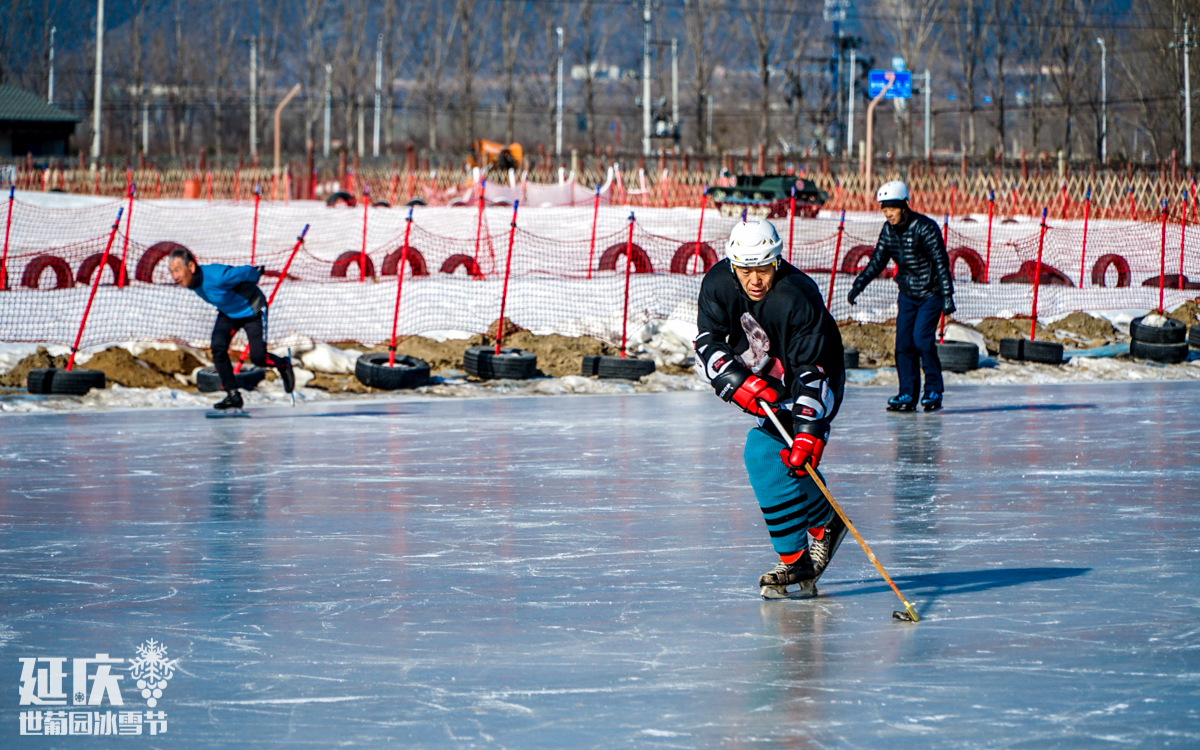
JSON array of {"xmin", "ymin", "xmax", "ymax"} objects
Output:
[
  {"xmin": 887, "ymin": 405, "xmax": 917, "ymax": 412},
  {"xmin": 760, "ymin": 582, "xmax": 817, "ymax": 600},
  {"xmin": 206, "ymin": 409, "xmax": 250, "ymax": 419},
  {"xmin": 922, "ymin": 404, "xmax": 943, "ymax": 412}
]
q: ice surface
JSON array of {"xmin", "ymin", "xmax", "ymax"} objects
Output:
[{"xmin": 1, "ymin": 382, "xmax": 1198, "ymax": 747}]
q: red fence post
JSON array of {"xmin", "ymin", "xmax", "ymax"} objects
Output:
[
  {"xmin": 1078, "ymin": 187, "xmax": 1091, "ymax": 288},
  {"xmin": 1029, "ymin": 207, "xmax": 1048, "ymax": 341},
  {"xmin": 621, "ymin": 212, "xmax": 636, "ymax": 358},
  {"xmin": 1129, "ymin": 186, "xmax": 1136, "ymax": 221},
  {"xmin": 473, "ymin": 177, "xmax": 486, "ymax": 273},
  {"xmin": 359, "ymin": 184, "xmax": 371, "ymax": 282},
  {"xmin": 787, "ymin": 185, "xmax": 796, "ymax": 265},
  {"xmin": 1, "ymin": 186, "xmax": 13, "ymax": 291},
  {"xmin": 250, "ymin": 185, "xmax": 261, "ymax": 265},
  {"xmin": 826, "ymin": 210, "xmax": 845, "ymax": 310},
  {"xmin": 1179, "ymin": 188, "xmax": 1188, "ymax": 290},
  {"xmin": 693, "ymin": 186, "xmax": 708, "ymax": 273},
  {"xmin": 389, "ymin": 207, "xmax": 415, "ymax": 367},
  {"xmin": 66, "ymin": 207, "xmax": 124, "ymax": 371},
  {"xmin": 1060, "ymin": 180, "xmax": 1069, "ymax": 220},
  {"xmin": 117, "ymin": 183, "xmax": 135, "ymax": 287},
  {"xmin": 587, "ymin": 185, "xmax": 600, "ymax": 280},
  {"xmin": 494, "ymin": 200, "xmax": 520, "ymax": 355},
  {"xmin": 984, "ymin": 189, "xmax": 994, "ymax": 283},
  {"xmin": 1158, "ymin": 199, "xmax": 1168, "ymax": 312},
  {"xmin": 233, "ymin": 225, "xmax": 309, "ymax": 374},
  {"xmin": 388, "ymin": 169, "xmax": 399, "ymax": 207}
]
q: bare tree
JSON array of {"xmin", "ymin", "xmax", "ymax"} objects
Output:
[
  {"xmin": 949, "ymin": 0, "xmax": 984, "ymax": 155},
  {"xmin": 739, "ymin": 0, "xmax": 801, "ymax": 149},
  {"xmin": 1047, "ymin": 0, "xmax": 1098, "ymax": 159},
  {"xmin": 334, "ymin": 0, "xmax": 370, "ymax": 155},
  {"xmin": 300, "ymin": 0, "xmax": 328, "ymax": 154},
  {"xmin": 876, "ymin": 0, "xmax": 941, "ymax": 156},
  {"xmin": 498, "ymin": 0, "xmax": 527, "ymax": 145},
  {"xmin": 982, "ymin": 0, "xmax": 1016, "ymax": 156},
  {"xmin": 683, "ymin": 0, "xmax": 726, "ymax": 153},
  {"xmin": 414, "ymin": 0, "xmax": 458, "ymax": 150}
]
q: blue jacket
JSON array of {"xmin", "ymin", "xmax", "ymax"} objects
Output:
[{"xmin": 187, "ymin": 264, "xmax": 266, "ymax": 319}]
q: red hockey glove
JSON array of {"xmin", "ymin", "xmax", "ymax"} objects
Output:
[
  {"xmin": 711, "ymin": 361, "xmax": 778, "ymax": 416},
  {"xmin": 780, "ymin": 420, "xmax": 829, "ymax": 478}
]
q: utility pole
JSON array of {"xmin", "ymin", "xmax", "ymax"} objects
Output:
[
  {"xmin": 707, "ymin": 94, "xmax": 713, "ymax": 153},
  {"xmin": 1187, "ymin": 21, "xmax": 1193, "ymax": 167},
  {"xmin": 642, "ymin": 0, "xmax": 652, "ymax": 157},
  {"xmin": 48, "ymin": 26, "xmax": 55, "ymax": 103},
  {"xmin": 924, "ymin": 69, "xmax": 931, "ymax": 160},
  {"xmin": 671, "ymin": 38, "xmax": 679, "ymax": 139},
  {"xmin": 142, "ymin": 95, "xmax": 148, "ymax": 155},
  {"xmin": 323, "ymin": 63, "xmax": 332, "ymax": 157},
  {"xmin": 556, "ymin": 27, "xmax": 564, "ymax": 157},
  {"xmin": 846, "ymin": 49, "xmax": 856, "ymax": 158},
  {"xmin": 1096, "ymin": 37, "xmax": 1107, "ymax": 164},
  {"xmin": 374, "ymin": 34, "xmax": 382, "ymax": 158},
  {"xmin": 250, "ymin": 36, "xmax": 258, "ymax": 159},
  {"xmin": 91, "ymin": 0, "xmax": 104, "ymax": 164}
]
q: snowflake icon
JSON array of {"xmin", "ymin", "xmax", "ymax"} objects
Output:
[{"xmin": 129, "ymin": 639, "xmax": 177, "ymax": 708}]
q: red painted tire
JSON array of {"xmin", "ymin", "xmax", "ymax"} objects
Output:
[
  {"xmin": 440, "ymin": 254, "xmax": 483, "ymax": 278},
  {"xmin": 1000, "ymin": 261, "xmax": 1074, "ymax": 286},
  {"xmin": 598, "ymin": 243, "xmax": 653, "ymax": 274},
  {"xmin": 947, "ymin": 246, "xmax": 986, "ymax": 283},
  {"xmin": 332, "ymin": 251, "xmax": 375, "ymax": 279},
  {"xmin": 77, "ymin": 253, "xmax": 126, "ymax": 286},
  {"xmin": 840, "ymin": 244, "xmax": 897, "ymax": 278},
  {"xmin": 670, "ymin": 242, "xmax": 717, "ymax": 275},
  {"xmin": 382, "ymin": 247, "xmax": 430, "ymax": 276},
  {"xmin": 22, "ymin": 255, "xmax": 74, "ymax": 289},
  {"xmin": 136, "ymin": 241, "xmax": 188, "ymax": 284},
  {"xmin": 1090, "ymin": 254, "xmax": 1131, "ymax": 287}
]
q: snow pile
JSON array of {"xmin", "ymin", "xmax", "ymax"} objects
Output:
[
  {"xmin": 294, "ymin": 342, "xmax": 361, "ymax": 374},
  {"xmin": 0, "ymin": 380, "xmax": 330, "ymax": 414},
  {"xmin": 941, "ymin": 324, "xmax": 989, "ymax": 357},
  {"xmin": 626, "ymin": 319, "xmax": 698, "ymax": 367}
]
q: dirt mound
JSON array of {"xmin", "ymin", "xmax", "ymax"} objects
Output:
[
  {"xmin": 1043, "ymin": 312, "xmax": 1118, "ymax": 348},
  {"xmin": 0, "ymin": 347, "xmax": 69, "ymax": 387},
  {"xmin": 837, "ymin": 320, "xmax": 896, "ymax": 368},
  {"xmin": 85, "ymin": 347, "xmax": 179, "ymax": 389},
  {"xmin": 975, "ymin": 317, "xmax": 1048, "ymax": 352},
  {"xmin": 500, "ymin": 331, "xmax": 620, "ymax": 377},
  {"xmin": 139, "ymin": 348, "xmax": 204, "ymax": 376},
  {"xmin": 1167, "ymin": 299, "xmax": 1200, "ymax": 327},
  {"xmin": 486, "ymin": 317, "xmax": 527, "ymax": 340}
]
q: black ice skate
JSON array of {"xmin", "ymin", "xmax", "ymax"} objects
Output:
[
  {"xmin": 277, "ymin": 356, "xmax": 295, "ymax": 394},
  {"xmin": 809, "ymin": 513, "xmax": 848, "ymax": 580},
  {"xmin": 921, "ymin": 392, "xmax": 943, "ymax": 412},
  {"xmin": 759, "ymin": 552, "xmax": 819, "ymax": 599},
  {"xmin": 887, "ymin": 393, "xmax": 917, "ymax": 412},
  {"xmin": 206, "ymin": 390, "xmax": 249, "ymax": 418}
]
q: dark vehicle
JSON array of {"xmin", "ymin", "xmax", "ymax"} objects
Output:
[{"xmin": 708, "ymin": 175, "xmax": 827, "ymax": 220}]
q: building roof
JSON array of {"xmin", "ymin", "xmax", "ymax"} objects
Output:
[{"xmin": 0, "ymin": 84, "xmax": 79, "ymax": 123}]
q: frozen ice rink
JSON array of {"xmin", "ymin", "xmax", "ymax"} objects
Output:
[{"xmin": 2, "ymin": 382, "xmax": 1198, "ymax": 748}]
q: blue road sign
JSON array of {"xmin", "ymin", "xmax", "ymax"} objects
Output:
[{"xmin": 868, "ymin": 70, "xmax": 912, "ymax": 99}]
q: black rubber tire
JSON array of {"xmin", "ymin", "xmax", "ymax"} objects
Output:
[
  {"xmin": 325, "ymin": 191, "xmax": 356, "ymax": 207},
  {"xmin": 353, "ymin": 353, "xmax": 430, "ymax": 390},
  {"xmin": 842, "ymin": 346, "xmax": 860, "ymax": 370},
  {"xmin": 999, "ymin": 338, "xmax": 1064, "ymax": 365},
  {"xmin": 1189, "ymin": 324, "xmax": 1200, "ymax": 349},
  {"xmin": 936, "ymin": 341, "xmax": 980, "ymax": 372},
  {"xmin": 1130, "ymin": 315, "xmax": 1187, "ymax": 344},
  {"xmin": 196, "ymin": 366, "xmax": 266, "ymax": 393},
  {"xmin": 26, "ymin": 368, "xmax": 106, "ymax": 395},
  {"xmin": 1129, "ymin": 338, "xmax": 1189, "ymax": 363},
  {"xmin": 581, "ymin": 354, "xmax": 656, "ymax": 380},
  {"xmin": 463, "ymin": 346, "xmax": 538, "ymax": 380}
]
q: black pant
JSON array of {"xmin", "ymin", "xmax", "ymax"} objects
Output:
[
  {"xmin": 212, "ymin": 310, "xmax": 285, "ymax": 392},
  {"xmin": 895, "ymin": 293, "xmax": 944, "ymax": 398}
]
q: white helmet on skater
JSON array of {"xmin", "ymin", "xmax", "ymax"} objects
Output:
[
  {"xmin": 876, "ymin": 180, "xmax": 909, "ymax": 206},
  {"xmin": 725, "ymin": 220, "xmax": 783, "ymax": 269}
]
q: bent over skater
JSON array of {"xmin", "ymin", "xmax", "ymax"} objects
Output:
[
  {"xmin": 847, "ymin": 180, "xmax": 955, "ymax": 412},
  {"xmin": 695, "ymin": 220, "xmax": 848, "ymax": 598},
  {"xmin": 168, "ymin": 248, "xmax": 294, "ymax": 411}
]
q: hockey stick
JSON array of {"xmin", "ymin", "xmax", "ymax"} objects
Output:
[{"xmin": 759, "ymin": 401, "xmax": 921, "ymax": 623}]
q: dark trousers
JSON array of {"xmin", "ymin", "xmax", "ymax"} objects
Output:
[
  {"xmin": 895, "ymin": 293, "xmax": 944, "ymax": 398},
  {"xmin": 211, "ymin": 310, "xmax": 285, "ymax": 392}
]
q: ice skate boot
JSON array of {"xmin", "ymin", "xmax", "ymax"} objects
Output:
[
  {"xmin": 887, "ymin": 393, "xmax": 917, "ymax": 412},
  {"xmin": 277, "ymin": 356, "xmax": 295, "ymax": 394},
  {"xmin": 921, "ymin": 391, "xmax": 942, "ymax": 412},
  {"xmin": 809, "ymin": 513, "xmax": 848, "ymax": 580},
  {"xmin": 759, "ymin": 552, "xmax": 819, "ymax": 599},
  {"xmin": 207, "ymin": 390, "xmax": 248, "ymax": 418}
]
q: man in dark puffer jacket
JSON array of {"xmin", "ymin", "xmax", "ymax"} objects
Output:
[{"xmin": 847, "ymin": 181, "xmax": 955, "ymax": 412}]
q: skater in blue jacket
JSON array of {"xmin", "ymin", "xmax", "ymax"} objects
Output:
[{"xmin": 168, "ymin": 247, "xmax": 294, "ymax": 411}]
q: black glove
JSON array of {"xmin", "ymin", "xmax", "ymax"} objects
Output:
[
  {"xmin": 942, "ymin": 296, "xmax": 956, "ymax": 315},
  {"xmin": 847, "ymin": 288, "xmax": 861, "ymax": 306}
]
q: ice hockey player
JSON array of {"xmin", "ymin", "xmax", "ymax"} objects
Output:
[
  {"xmin": 167, "ymin": 247, "xmax": 294, "ymax": 411},
  {"xmin": 695, "ymin": 220, "xmax": 848, "ymax": 599},
  {"xmin": 847, "ymin": 180, "xmax": 955, "ymax": 412}
]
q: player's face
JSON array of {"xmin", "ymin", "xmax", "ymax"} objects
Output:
[
  {"xmin": 169, "ymin": 258, "xmax": 195, "ymax": 287},
  {"xmin": 734, "ymin": 263, "xmax": 776, "ymax": 301},
  {"xmin": 881, "ymin": 206, "xmax": 906, "ymax": 225}
]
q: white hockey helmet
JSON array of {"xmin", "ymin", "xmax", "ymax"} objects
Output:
[
  {"xmin": 725, "ymin": 220, "xmax": 783, "ymax": 269},
  {"xmin": 876, "ymin": 180, "xmax": 909, "ymax": 204}
]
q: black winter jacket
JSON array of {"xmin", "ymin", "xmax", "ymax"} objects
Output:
[{"xmin": 850, "ymin": 210, "xmax": 954, "ymax": 302}]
